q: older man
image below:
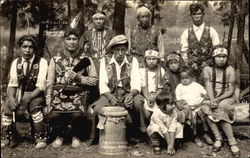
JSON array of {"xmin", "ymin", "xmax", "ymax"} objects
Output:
[
  {"xmin": 81, "ymin": 11, "xmax": 115, "ymax": 104},
  {"xmin": 87, "ymin": 35, "xmax": 147, "ymax": 146},
  {"xmin": 46, "ymin": 27, "xmax": 98, "ymax": 148},
  {"xmin": 1, "ymin": 35, "xmax": 48, "ymax": 149},
  {"xmin": 180, "ymin": 3, "xmax": 220, "ymax": 83},
  {"xmin": 82, "ymin": 11, "xmax": 114, "ymax": 73},
  {"xmin": 128, "ymin": 6, "xmax": 165, "ymax": 67}
]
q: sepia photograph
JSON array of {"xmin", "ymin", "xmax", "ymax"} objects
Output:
[{"xmin": 0, "ymin": 0, "xmax": 249, "ymax": 157}]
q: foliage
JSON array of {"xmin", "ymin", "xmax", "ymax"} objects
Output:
[{"xmin": 0, "ymin": 0, "xmax": 67, "ymax": 30}]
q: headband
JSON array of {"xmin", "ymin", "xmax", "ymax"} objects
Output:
[
  {"xmin": 166, "ymin": 54, "xmax": 180, "ymax": 62},
  {"xmin": 136, "ymin": 6, "xmax": 151, "ymax": 17},
  {"xmin": 145, "ymin": 50, "xmax": 159, "ymax": 58},
  {"xmin": 92, "ymin": 12, "xmax": 106, "ymax": 20},
  {"xmin": 212, "ymin": 47, "xmax": 228, "ymax": 57}
]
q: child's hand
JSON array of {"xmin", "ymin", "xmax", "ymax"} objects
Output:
[
  {"xmin": 166, "ymin": 104, "xmax": 175, "ymax": 113},
  {"xmin": 210, "ymin": 99, "xmax": 218, "ymax": 109},
  {"xmin": 147, "ymin": 94, "xmax": 156, "ymax": 107},
  {"xmin": 201, "ymin": 93, "xmax": 209, "ymax": 100},
  {"xmin": 176, "ymin": 100, "xmax": 186, "ymax": 110}
]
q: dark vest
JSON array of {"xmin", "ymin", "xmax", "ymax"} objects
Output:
[
  {"xmin": 53, "ymin": 51, "xmax": 89, "ymax": 89},
  {"xmin": 16, "ymin": 56, "xmax": 40, "ymax": 91},
  {"xmin": 105, "ymin": 55, "xmax": 133, "ymax": 93},
  {"xmin": 187, "ymin": 25, "xmax": 213, "ymax": 64},
  {"xmin": 51, "ymin": 51, "xmax": 91, "ymax": 113}
]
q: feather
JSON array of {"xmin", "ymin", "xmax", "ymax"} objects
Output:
[
  {"xmin": 73, "ymin": 57, "xmax": 91, "ymax": 73},
  {"xmin": 70, "ymin": 12, "xmax": 82, "ymax": 29}
]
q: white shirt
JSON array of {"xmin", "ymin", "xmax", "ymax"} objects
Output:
[
  {"xmin": 99, "ymin": 55, "xmax": 141, "ymax": 94},
  {"xmin": 140, "ymin": 67, "xmax": 165, "ymax": 93},
  {"xmin": 8, "ymin": 55, "xmax": 48, "ymax": 91},
  {"xmin": 180, "ymin": 23, "xmax": 220, "ymax": 61},
  {"xmin": 175, "ymin": 81, "xmax": 206, "ymax": 106}
]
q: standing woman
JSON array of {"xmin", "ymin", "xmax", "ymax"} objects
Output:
[{"xmin": 202, "ymin": 45, "xmax": 240, "ymax": 157}]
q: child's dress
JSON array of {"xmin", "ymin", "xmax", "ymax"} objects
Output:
[
  {"xmin": 147, "ymin": 107, "xmax": 183, "ymax": 138},
  {"xmin": 140, "ymin": 66, "xmax": 165, "ymax": 112}
]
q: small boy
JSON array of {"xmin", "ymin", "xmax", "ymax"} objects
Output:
[
  {"xmin": 175, "ymin": 67, "xmax": 213, "ymax": 147},
  {"xmin": 147, "ymin": 93, "xmax": 183, "ymax": 156}
]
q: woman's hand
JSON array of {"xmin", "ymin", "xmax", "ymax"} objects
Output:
[
  {"xmin": 210, "ymin": 98, "xmax": 219, "ymax": 109},
  {"xmin": 147, "ymin": 94, "xmax": 156, "ymax": 107}
]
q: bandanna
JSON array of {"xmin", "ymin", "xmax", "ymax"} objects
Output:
[
  {"xmin": 145, "ymin": 50, "xmax": 159, "ymax": 58},
  {"xmin": 136, "ymin": 6, "xmax": 152, "ymax": 17},
  {"xmin": 166, "ymin": 54, "xmax": 180, "ymax": 62},
  {"xmin": 212, "ymin": 47, "xmax": 228, "ymax": 57},
  {"xmin": 107, "ymin": 35, "xmax": 128, "ymax": 50},
  {"xmin": 92, "ymin": 12, "xmax": 106, "ymax": 20},
  {"xmin": 18, "ymin": 35, "xmax": 37, "ymax": 47},
  {"xmin": 64, "ymin": 27, "xmax": 81, "ymax": 38}
]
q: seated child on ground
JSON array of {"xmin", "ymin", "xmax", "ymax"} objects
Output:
[
  {"xmin": 175, "ymin": 67, "xmax": 213, "ymax": 147},
  {"xmin": 147, "ymin": 93, "xmax": 183, "ymax": 156}
]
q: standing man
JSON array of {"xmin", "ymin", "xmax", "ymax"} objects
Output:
[
  {"xmin": 46, "ymin": 28, "xmax": 98, "ymax": 148},
  {"xmin": 81, "ymin": 11, "xmax": 115, "ymax": 104},
  {"xmin": 1, "ymin": 35, "xmax": 48, "ymax": 149},
  {"xmin": 180, "ymin": 3, "xmax": 220, "ymax": 83},
  {"xmin": 128, "ymin": 6, "xmax": 165, "ymax": 68},
  {"xmin": 88, "ymin": 35, "xmax": 147, "ymax": 145},
  {"xmin": 82, "ymin": 11, "xmax": 114, "ymax": 73}
]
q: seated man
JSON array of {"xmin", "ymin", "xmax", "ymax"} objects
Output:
[
  {"xmin": 1, "ymin": 35, "xmax": 48, "ymax": 149},
  {"xmin": 46, "ymin": 27, "xmax": 98, "ymax": 148},
  {"xmin": 88, "ymin": 35, "xmax": 146, "ymax": 145}
]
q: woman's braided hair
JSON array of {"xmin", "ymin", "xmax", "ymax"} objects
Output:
[{"xmin": 211, "ymin": 45, "xmax": 229, "ymax": 97}]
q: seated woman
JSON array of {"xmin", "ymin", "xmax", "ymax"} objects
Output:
[
  {"xmin": 202, "ymin": 45, "xmax": 240, "ymax": 157},
  {"xmin": 163, "ymin": 52, "xmax": 184, "ymax": 97}
]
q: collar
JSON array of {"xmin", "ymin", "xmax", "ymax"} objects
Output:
[
  {"xmin": 109, "ymin": 54, "xmax": 129, "ymax": 66},
  {"xmin": 22, "ymin": 55, "xmax": 35, "ymax": 64},
  {"xmin": 193, "ymin": 23, "xmax": 205, "ymax": 31}
]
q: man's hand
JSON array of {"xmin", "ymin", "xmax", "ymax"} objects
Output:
[
  {"xmin": 19, "ymin": 93, "xmax": 32, "ymax": 115},
  {"xmin": 8, "ymin": 97, "xmax": 18, "ymax": 111},
  {"xmin": 124, "ymin": 93, "xmax": 134, "ymax": 109},
  {"xmin": 46, "ymin": 95, "xmax": 51, "ymax": 106},
  {"xmin": 104, "ymin": 92, "xmax": 118, "ymax": 106},
  {"xmin": 67, "ymin": 70, "xmax": 81, "ymax": 82}
]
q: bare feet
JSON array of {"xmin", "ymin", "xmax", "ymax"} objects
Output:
[{"xmin": 167, "ymin": 144, "xmax": 175, "ymax": 156}]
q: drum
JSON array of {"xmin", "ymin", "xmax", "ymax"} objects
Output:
[{"xmin": 98, "ymin": 106, "xmax": 128, "ymax": 155}]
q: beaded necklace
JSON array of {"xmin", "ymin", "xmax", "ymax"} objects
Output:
[{"xmin": 145, "ymin": 65, "xmax": 162, "ymax": 93}]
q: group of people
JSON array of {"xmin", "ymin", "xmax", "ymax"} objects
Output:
[{"xmin": 1, "ymin": 3, "xmax": 240, "ymax": 158}]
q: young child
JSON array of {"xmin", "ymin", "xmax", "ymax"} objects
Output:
[
  {"xmin": 175, "ymin": 67, "xmax": 213, "ymax": 147},
  {"xmin": 147, "ymin": 93, "xmax": 183, "ymax": 156},
  {"xmin": 163, "ymin": 51, "xmax": 184, "ymax": 96},
  {"xmin": 140, "ymin": 50, "xmax": 165, "ymax": 119}
]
